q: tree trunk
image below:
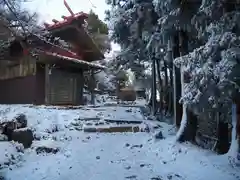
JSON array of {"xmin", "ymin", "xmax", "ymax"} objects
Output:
[
  {"xmin": 176, "ymin": 104, "xmax": 187, "ymax": 141},
  {"xmin": 173, "ymin": 32, "xmax": 182, "ymax": 128},
  {"xmin": 176, "ymin": 30, "xmax": 195, "ymax": 142},
  {"xmin": 177, "ymin": 107, "xmax": 198, "ymax": 142},
  {"xmin": 227, "ymin": 103, "xmax": 240, "ymax": 164},
  {"xmin": 167, "ymin": 37, "xmax": 174, "ymax": 117},
  {"xmin": 151, "ymin": 56, "xmax": 157, "ymax": 115},
  {"xmin": 163, "ymin": 60, "xmax": 168, "ymax": 114},
  {"xmin": 156, "ymin": 59, "xmax": 163, "ymax": 113},
  {"xmin": 168, "ymin": 67, "xmax": 173, "ymax": 115}
]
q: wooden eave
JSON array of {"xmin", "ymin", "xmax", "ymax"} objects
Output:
[
  {"xmin": 44, "ymin": 10, "xmax": 104, "ymax": 62},
  {"xmin": 46, "ymin": 25, "xmax": 104, "ymax": 62},
  {"xmin": 37, "ymin": 51, "xmax": 105, "ymax": 71}
]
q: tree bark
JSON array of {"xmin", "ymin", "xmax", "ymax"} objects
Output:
[
  {"xmin": 167, "ymin": 37, "xmax": 174, "ymax": 117},
  {"xmin": 156, "ymin": 59, "xmax": 163, "ymax": 113},
  {"xmin": 177, "ymin": 107, "xmax": 198, "ymax": 142},
  {"xmin": 176, "ymin": 30, "xmax": 198, "ymax": 142},
  {"xmin": 163, "ymin": 60, "xmax": 168, "ymax": 114},
  {"xmin": 151, "ymin": 56, "xmax": 157, "ymax": 115},
  {"xmin": 173, "ymin": 32, "xmax": 182, "ymax": 128},
  {"xmin": 168, "ymin": 67, "xmax": 173, "ymax": 115},
  {"xmin": 227, "ymin": 103, "xmax": 240, "ymax": 163}
]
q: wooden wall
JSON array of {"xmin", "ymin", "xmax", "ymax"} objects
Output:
[
  {"xmin": 0, "ymin": 75, "xmax": 36, "ymax": 104},
  {"xmin": 0, "ymin": 55, "xmax": 37, "ymax": 104},
  {"xmin": 46, "ymin": 67, "xmax": 84, "ymax": 105},
  {"xmin": 0, "ymin": 55, "xmax": 36, "ymax": 80}
]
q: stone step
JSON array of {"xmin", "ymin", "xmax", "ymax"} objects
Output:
[
  {"xmin": 83, "ymin": 125, "xmax": 145, "ymax": 133},
  {"xmin": 104, "ymin": 119, "xmax": 143, "ymax": 124}
]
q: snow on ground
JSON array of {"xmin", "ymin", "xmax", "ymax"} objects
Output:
[
  {"xmin": 0, "ymin": 104, "xmax": 239, "ymax": 180},
  {"xmin": 0, "ymin": 103, "xmax": 145, "ymax": 135},
  {"xmin": 94, "ymin": 94, "xmax": 147, "ymax": 107},
  {"xmin": 0, "ymin": 142, "xmax": 24, "ymax": 169},
  {"xmin": 94, "ymin": 106, "xmax": 144, "ymax": 121}
]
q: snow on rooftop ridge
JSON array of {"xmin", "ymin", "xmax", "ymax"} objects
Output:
[
  {"xmin": 30, "ymin": 33, "xmax": 74, "ymax": 52},
  {"xmin": 45, "ymin": 52, "xmax": 106, "ymax": 69}
]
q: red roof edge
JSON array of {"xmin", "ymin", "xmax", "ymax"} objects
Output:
[{"xmin": 44, "ymin": 12, "xmax": 88, "ymax": 31}]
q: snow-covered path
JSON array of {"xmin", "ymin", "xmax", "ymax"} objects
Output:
[
  {"xmin": 0, "ymin": 104, "xmax": 239, "ymax": 180},
  {"xmin": 2, "ymin": 132, "xmax": 240, "ymax": 180}
]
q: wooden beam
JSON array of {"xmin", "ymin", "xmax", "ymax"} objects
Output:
[
  {"xmin": 64, "ymin": 0, "xmax": 74, "ymax": 16},
  {"xmin": 45, "ymin": 64, "xmax": 50, "ymax": 104},
  {"xmin": 90, "ymin": 69, "xmax": 95, "ymax": 105}
]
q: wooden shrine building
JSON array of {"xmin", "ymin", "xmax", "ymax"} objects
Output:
[{"xmin": 0, "ymin": 3, "xmax": 105, "ymax": 105}]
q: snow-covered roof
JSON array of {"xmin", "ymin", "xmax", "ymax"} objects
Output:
[{"xmin": 44, "ymin": 52, "xmax": 106, "ymax": 70}]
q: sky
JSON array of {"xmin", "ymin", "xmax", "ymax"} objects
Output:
[
  {"xmin": 23, "ymin": 0, "xmax": 120, "ymax": 52},
  {"xmin": 23, "ymin": 0, "xmax": 108, "ymax": 23}
]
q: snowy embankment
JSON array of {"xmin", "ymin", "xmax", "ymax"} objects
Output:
[{"xmin": 0, "ymin": 103, "xmax": 239, "ymax": 180}]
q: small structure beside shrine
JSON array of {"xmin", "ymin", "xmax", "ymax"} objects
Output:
[{"xmin": 0, "ymin": 2, "xmax": 105, "ymax": 105}]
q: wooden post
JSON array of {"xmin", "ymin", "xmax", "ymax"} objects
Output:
[
  {"xmin": 90, "ymin": 69, "xmax": 95, "ymax": 105},
  {"xmin": 45, "ymin": 64, "xmax": 50, "ymax": 104},
  {"xmin": 79, "ymin": 70, "xmax": 84, "ymax": 105},
  {"xmin": 116, "ymin": 80, "xmax": 120, "ymax": 103}
]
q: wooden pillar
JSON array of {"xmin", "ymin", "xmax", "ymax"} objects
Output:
[
  {"xmin": 90, "ymin": 69, "xmax": 95, "ymax": 105},
  {"xmin": 116, "ymin": 80, "xmax": 120, "ymax": 103},
  {"xmin": 44, "ymin": 64, "xmax": 50, "ymax": 104},
  {"xmin": 78, "ymin": 70, "xmax": 84, "ymax": 105}
]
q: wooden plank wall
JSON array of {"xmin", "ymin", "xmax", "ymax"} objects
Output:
[{"xmin": 0, "ymin": 55, "xmax": 36, "ymax": 80}]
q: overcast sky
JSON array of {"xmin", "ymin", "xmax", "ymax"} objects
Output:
[
  {"xmin": 23, "ymin": 0, "xmax": 109, "ymax": 23},
  {"xmin": 23, "ymin": 0, "xmax": 120, "ymax": 51}
]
